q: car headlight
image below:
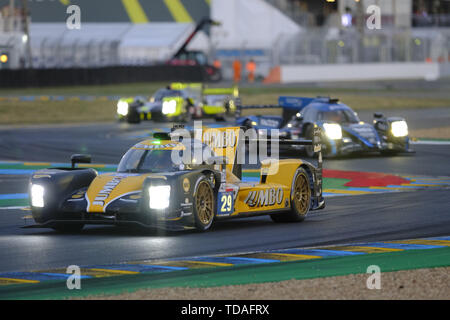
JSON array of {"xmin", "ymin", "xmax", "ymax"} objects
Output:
[
  {"xmin": 391, "ymin": 120, "xmax": 408, "ymax": 137},
  {"xmin": 148, "ymin": 185, "xmax": 170, "ymax": 209},
  {"xmin": 31, "ymin": 184, "xmax": 45, "ymax": 207},
  {"xmin": 117, "ymin": 101, "xmax": 129, "ymax": 116},
  {"xmin": 323, "ymin": 123, "xmax": 342, "ymax": 140},
  {"xmin": 162, "ymin": 100, "xmax": 177, "ymax": 115}
]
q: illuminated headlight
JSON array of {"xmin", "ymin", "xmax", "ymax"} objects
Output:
[
  {"xmin": 31, "ymin": 184, "xmax": 45, "ymax": 207},
  {"xmin": 149, "ymin": 185, "xmax": 170, "ymax": 209},
  {"xmin": 162, "ymin": 100, "xmax": 177, "ymax": 115},
  {"xmin": 323, "ymin": 123, "xmax": 342, "ymax": 140},
  {"xmin": 391, "ymin": 121, "xmax": 408, "ymax": 137},
  {"xmin": 117, "ymin": 101, "xmax": 129, "ymax": 116}
]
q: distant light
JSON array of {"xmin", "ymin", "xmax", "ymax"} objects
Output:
[
  {"xmin": 342, "ymin": 14, "xmax": 352, "ymax": 27},
  {"xmin": 0, "ymin": 54, "xmax": 8, "ymax": 63},
  {"xmin": 338, "ymin": 41, "xmax": 345, "ymax": 47},
  {"xmin": 22, "ymin": 34, "xmax": 28, "ymax": 43}
]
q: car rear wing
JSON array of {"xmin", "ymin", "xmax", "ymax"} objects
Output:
[
  {"xmin": 254, "ymin": 127, "xmax": 322, "ymax": 169},
  {"xmin": 203, "ymin": 86, "xmax": 239, "ymax": 97},
  {"xmin": 236, "ymin": 96, "xmax": 326, "ymax": 122}
]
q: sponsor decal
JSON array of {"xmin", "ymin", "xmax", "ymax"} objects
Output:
[
  {"xmin": 134, "ymin": 143, "xmax": 179, "ymax": 150},
  {"xmin": 183, "ymin": 178, "xmax": 190, "ymax": 193},
  {"xmin": 260, "ymin": 118, "xmax": 280, "ymax": 128},
  {"xmin": 33, "ymin": 174, "xmax": 51, "ymax": 179},
  {"xmin": 203, "ymin": 130, "xmax": 237, "ymax": 148},
  {"xmin": 92, "ymin": 175, "xmax": 129, "ymax": 206},
  {"xmin": 244, "ymin": 187, "xmax": 284, "ymax": 207}
]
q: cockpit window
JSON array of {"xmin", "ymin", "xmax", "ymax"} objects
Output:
[
  {"xmin": 318, "ymin": 109, "xmax": 359, "ymax": 124},
  {"xmin": 117, "ymin": 143, "xmax": 215, "ymax": 173},
  {"xmin": 153, "ymin": 90, "xmax": 184, "ymax": 102},
  {"xmin": 117, "ymin": 149, "xmax": 178, "ymax": 173},
  {"xmin": 204, "ymin": 95, "xmax": 226, "ymax": 106}
]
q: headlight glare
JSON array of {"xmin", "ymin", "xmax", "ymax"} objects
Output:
[
  {"xmin": 391, "ymin": 121, "xmax": 408, "ymax": 137},
  {"xmin": 31, "ymin": 184, "xmax": 45, "ymax": 207},
  {"xmin": 117, "ymin": 101, "xmax": 129, "ymax": 116},
  {"xmin": 162, "ymin": 100, "xmax": 177, "ymax": 115},
  {"xmin": 149, "ymin": 185, "xmax": 170, "ymax": 209},
  {"xmin": 323, "ymin": 123, "xmax": 342, "ymax": 140}
]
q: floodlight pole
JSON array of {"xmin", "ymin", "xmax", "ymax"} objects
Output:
[{"xmin": 20, "ymin": 0, "xmax": 32, "ymax": 69}]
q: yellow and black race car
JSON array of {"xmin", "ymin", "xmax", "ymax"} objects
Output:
[
  {"xmin": 117, "ymin": 83, "xmax": 239, "ymax": 123},
  {"xmin": 28, "ymin": 126, "xmax": 324, "ymax": 232}
]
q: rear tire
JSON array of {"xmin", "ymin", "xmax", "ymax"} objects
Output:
[
  {"xmin": 270, "ymin": 167, "xmax": 311, "ymax": 223},
  {"xmin": 193, "ymin": 178, "xmax": 215, "ymax": 231},
  {"xmin": 305, "ymin": 126, "xmax": 316, "ymax": 158}
]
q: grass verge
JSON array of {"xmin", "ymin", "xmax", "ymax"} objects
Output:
[{"xmin": 1, "ymin": 83, "xmax": 449, "ymax": 125}]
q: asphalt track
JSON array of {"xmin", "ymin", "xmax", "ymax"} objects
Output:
[{"xmin": 0, "ymin": 121, "xmax": 449, "ymax": 273}]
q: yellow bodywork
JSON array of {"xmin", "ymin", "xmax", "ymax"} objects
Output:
[
  {"xmin": 85, "ymin": 127, "xmax": 304, "ymax": 217},
  {"xmin": 86, "ymin": 173, "xmax": 149, "ymax": 213},
  {"xmin": 231, "ymin": 159, "xmax": 303, "ymax": 215},
  {"xmin": 86, "ymin": 140, "xmax": 184, "ymax": 213}
]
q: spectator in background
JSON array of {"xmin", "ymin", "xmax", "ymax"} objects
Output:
[
  {"xmin": 246, "ymin": 59, "xmax": 256, "ymax": 83},
  {"xmin": 232, "ymin": 59, "xmax": 242, "ymax": 83},
  {"xmin": 341, "ymin": 7, "xmax": 353, "ymax": 27},
  {"xmin": 213, "ymin": 58, "xmax": 221, "ymax": 70}
]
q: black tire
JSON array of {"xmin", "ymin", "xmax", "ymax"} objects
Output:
[
  {"xmin": 193, "ymin": 177, "xmax": 215, "ymax": 231},
  {"xmin": 305, "ymin": 126, "xmax": 316, "ymax": 158},
  {"xmin": 243, "ymin": 119, "xmax": 253, "ymax": 130},
  {"xmin": 52, "ymin": 223, "xmax": 85, "ymax": 233},
  {"xmin": 127, "ymin": 108, "xmax": 141, "ymax": 124},
  {"xmin": 215, "ymin": 115, "xmax": 226, "ymax": 122},
  {"xmin": 380, "ymin": 150, "xmax": 397, "ymax": 156},
  {"xmin": 270, "ymin": 167, "xmax": 311, "ymax": 223}
]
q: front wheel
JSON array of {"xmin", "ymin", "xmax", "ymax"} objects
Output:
[
  {"xmin": 193, "ymin": 178, "xmax": 215, "ymax": 231},
  {"xmin": 127, "ymin": 108, "xmax": 141, "ymax": 124},
  {"xmin": 271, "ymin": 167, "xmax": 311, "ymax": 223}
]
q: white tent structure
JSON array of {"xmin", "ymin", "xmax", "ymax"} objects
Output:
[
  {"xmin": 210, "ymin": 0, "xmax": 301, "ymax": 79},
  {"xmin": 28, "ymin": 22, "xmax": 210, "ymax": 68},
  {"xmin": 211, "ymin": 0, "xmax": 301, "ymax": 49}
]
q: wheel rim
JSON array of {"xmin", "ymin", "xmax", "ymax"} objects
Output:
[
  {"xmin": 196, "ymin": 181, "xmax": 214, "ymax": 225},
  {"xmin": 293, "ymin": 173, "xmax": 310, "ymax": 215}
]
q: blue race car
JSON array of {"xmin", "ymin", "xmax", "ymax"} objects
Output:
[{"xmin": 237, "ymin": 96, "xmax": 413, "ymax": 157}]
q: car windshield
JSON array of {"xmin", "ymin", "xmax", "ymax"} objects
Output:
[
  {"xmin": 117, "ymin": 143, "xmax": 215, "ymax": 173},
  {"xmin": 117, "ymin": 149, "xmax": 179, "ymax": 173},
  {"xmin": 204, "ymin": 95, "xmax": 226, "ymax": 106},
  {"xmin": 153, "ymin": 90, "xmax": 184, "ymax": 102},
  {"xmin": 318, "ymin": 109, "xmax": 360, "ymax": 124}
]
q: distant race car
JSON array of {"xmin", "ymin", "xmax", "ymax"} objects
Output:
[
  {"xmin": 237, "ymin": 96, "xmax": 413, "ymax": 157},
  {"xmin": 117, "ymin": 83, "xmax": 239, "ymax": 123},
  {"xmin": 28, "ymin": 126, "xmax": 324, "ymax": 232}
]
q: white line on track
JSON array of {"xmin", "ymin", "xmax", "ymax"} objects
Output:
[{"xmin": 411, "ymin": 140, "xmax": 450, "ymax": 145}]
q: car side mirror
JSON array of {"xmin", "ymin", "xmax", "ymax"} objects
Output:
[
  {"xmin": 71, "ymin": 154, "xmax": 91, "ymax": 168},
  {"xmin": 374, "ymin": 113, "xmax": 384, "ymax": 119}
]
